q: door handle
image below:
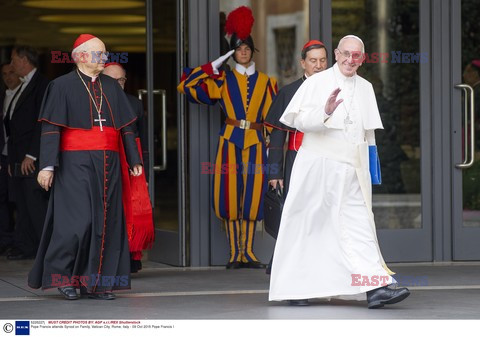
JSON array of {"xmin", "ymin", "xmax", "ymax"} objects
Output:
[
  {"xmin": 455, "ymin": 84, "xmax": 475, "ymax": 169},
  {"xmin": 138, "ymin": 89, "xmax": 168, "ymax": 171}
]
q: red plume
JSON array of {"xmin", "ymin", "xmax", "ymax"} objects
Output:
[{"xmin": 225, "ymin": 6, "xmax": 254, "ymax": 40}]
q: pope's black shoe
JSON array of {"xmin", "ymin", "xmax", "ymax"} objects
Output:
[
  {"xmin": 367, "ymin": 285, "xmax": 410, "ymax": 309},
  {"xmin": 288, "ymin": 299, "xmax": 309, "ymax": 306},
  {"xmin": 58, "ymin": 286, "xmax": 78, "ymax": 300}
]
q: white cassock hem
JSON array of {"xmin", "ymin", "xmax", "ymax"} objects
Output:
[{"xmin": 268, "ymin": 147, "xmax": 394, "ymax": 302}]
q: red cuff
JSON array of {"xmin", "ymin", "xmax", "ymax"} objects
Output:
[
  {"xmin": 201, "ymin": 63, "xmax": 222, "ymax": 79},
  {"xmin": 201, "ymin": 63, "xmax": 214, "ymax": 75}
]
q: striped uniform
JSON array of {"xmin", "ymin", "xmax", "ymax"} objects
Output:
[{"xmin": 178, "ymin": 62, "xmax": 277, "ymax": 263}]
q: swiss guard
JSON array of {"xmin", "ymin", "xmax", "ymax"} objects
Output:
[{"xmin": 177, "ymin": 6, "xmax": 277, "ymax": 269}]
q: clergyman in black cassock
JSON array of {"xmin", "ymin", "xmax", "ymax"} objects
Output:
[
  {"xmin": 265, "ymin": 40, "xmax": 328, "ymax": 195},
  {"xmin": 28, "ymin": 34, "xmax": 142, "ymax": 300},
  {"xmin": 102, "ymin": 62, "xmax": 153, "ymax": 274},
  {"xmin": 265, "ymin": 76, "xmax": 305, "ymax": 194}
]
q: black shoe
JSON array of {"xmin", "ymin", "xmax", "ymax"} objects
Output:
[
  {"xmin": 225, "ymin": 261, "xmax": 241, "ymax": 269},
  {"xmin": 87, "ymin": 292, "xmax": 116, "ymax": 300},
  {"xmin": 288, "ymin": 299, "xmax": 309, "ymax": 306},
  {"xmin": 0, "ymin": 246, "xmax": 11, "ymax": 256},
  {"xmin": 241, "ymin": 261, "xmax": 266, "ymax": 269},
  {"xmin": 367, "ymin": 285, "xmax": 410, "ymax": 309},
  {"xmin": 7, "ymin": 249, "xmax": 35, "ymax": 260},
  {"xmin": 265, "ymin": 258, "xmax": 273, "ymax": 275},
  {"xmin": 58, "ymin": 286, "xmax": 78, "ymax": 300},
  {"xmin": 130, "ymin": 259, "xmax": 142, "ymax": 273}
]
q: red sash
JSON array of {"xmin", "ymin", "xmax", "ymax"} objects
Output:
[
  {"xmin": 60, "ymin": 126, "xmax": 120, "ymax": 152},
  {"xmin": 120, "ymin": 138, "xmax": 154, "ymax": 259},
  {"xmin": 287, "ymin": 131, "xmax": 304, "ymax": 151},
  {"xmin": 60, "ymin": 127, "xmax": 153, "ymax": 257}
]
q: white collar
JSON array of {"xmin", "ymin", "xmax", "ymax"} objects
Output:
[
  {"xmin": 5, "ymin": 83, "xmax": 22, "ymax": 96},
  {"xmin": 333, "ymin": 62, "xmax": 355, "ymax": 83},
  {"xmin": 19, "ymin": 68, "xmax": 36, "ymax": 84},
  {"xmin": 235, "ymin": 62, "xmax": 256, "ymax": 76},
  {"xmin": 77, "ymin": 68, "xmax": 98, "ymax": 82}
]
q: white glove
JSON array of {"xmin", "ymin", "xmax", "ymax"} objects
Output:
[{"xmin": 211, "ymin": 50, "xmax": 235, "ymax": 74}]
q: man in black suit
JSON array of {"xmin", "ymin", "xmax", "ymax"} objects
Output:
[
  {"xmin": 0, "ymin": 62, "xmax": 21, "ymax": 255},
  {"xmin": 5, "ymin": 46, "xmax": 49, "ymax": 260}
]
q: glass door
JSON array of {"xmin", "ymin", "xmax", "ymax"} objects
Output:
[
  {"xmin": 452, "ymin": 0, "xmax": 480, "ymax": 260},
  {"xmin": 329, "ymin": 0, "xmax": 432, "ymax": 261},
  {"xmin": 208, "ymin": 0, "xmax": 312, "ymax": 265},
  {"xmin": 145, "ymin": 0, "xmax": 187, "ymax": 266}
]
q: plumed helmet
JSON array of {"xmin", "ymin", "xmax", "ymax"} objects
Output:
[
  {"xmin": 229, "ymin": 34, "xmax": 255, "ymax": 51},
  {"xmin": 225, "ymin": 6, "xmax": 257, "ymax": 52}
]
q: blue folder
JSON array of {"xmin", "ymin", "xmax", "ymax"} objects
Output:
[{"xmin": 369, "ymin": 145, "xmax": 382, "ymax": 185}]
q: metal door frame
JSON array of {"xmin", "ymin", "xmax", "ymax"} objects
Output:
[{"xmin": 451, "ymin": 0, "xmax": 480, "ymax": 260}]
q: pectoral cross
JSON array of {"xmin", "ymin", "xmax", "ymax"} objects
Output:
[
  {"xmin": 94, "ymin": 114, "xmax": 106, "ymax": 131},
  {"xmin": 344, "ymin": 114, "xmax": 353, "ymax": 125}
]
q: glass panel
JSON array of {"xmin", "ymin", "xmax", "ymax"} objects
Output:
[
  {"xmin": 461, "ymin": 0, "xmax": 480, "ymax": 227},
  {"xmin": 220, "ymin": 0, "xmax": 310, "ymax": 88},
  {"xmin": 212, "ymin": 0, "xmax": 309, "ymax": 260},
  {"xmin": 332, "ymin": 0, "xmax": 421, "ymax": 229},
  {"xmin": 152, "ymin": 0, "xmax": 179, "ymax": 232}
]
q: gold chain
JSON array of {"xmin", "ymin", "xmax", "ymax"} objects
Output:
[{"xmin": 76, "ymin": 69, "xmax": 103, "ymax": 115}]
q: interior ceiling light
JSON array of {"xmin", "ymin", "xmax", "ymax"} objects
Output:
[
  {"xmin": 39, "ymin": 15, "xmax": 145, "ymax": 24},
  {"xmin": 23, "ymin": 0, "xmax": 144, "ymax": 10},
  {"xmin": 60, "ymin": 26, "xmax": 146, "ymax": 35}
]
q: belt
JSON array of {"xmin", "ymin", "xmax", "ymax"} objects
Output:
[
  {"xmin": 225, "ymin": 118, "xmax": 263, "ymax": 131},
  {"xmin": 287, "ymin": 131, "xmax": 304, "ymax": 151}
]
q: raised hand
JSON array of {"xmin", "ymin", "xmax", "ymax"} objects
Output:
[
  {"xmin": 212, "ymin": 49, "xmax": 235, "ymax": 70},
  {"xmin": 325, "ymin": 88, "xmax": 343, "ymax": 115}
]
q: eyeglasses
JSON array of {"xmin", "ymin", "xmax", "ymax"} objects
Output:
[
  {"xmin": 336, "ymin": 48, "xmax": 363, "ymax": 61},
  {"xmin": 88, "ymin": 51, "xmax": 110, "ymax": 61},
  {"xmin": 116, "ymin": 77, "xmax": 127, "ymax": 84}
]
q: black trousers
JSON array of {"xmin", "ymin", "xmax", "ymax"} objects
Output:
[
  {"xmin": 0, "ymin": 155, "xmax": 14, "ymax": 248},
  {"xmin": 12, "ymin": 172, "xmax": 49, "ymax": 255}
]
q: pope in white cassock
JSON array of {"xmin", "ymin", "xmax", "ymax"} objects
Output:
[{"xmin": 268, "ymin": 35, "xmax": 410, "ymax": 309}]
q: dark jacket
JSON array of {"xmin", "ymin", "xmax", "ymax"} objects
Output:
[
  {"xmin": 7, "ymin": 70, "xmax": 49, "ymax": 168},
  {"xmin": 126, "ymin": 93, "xmax": 149, "ymax": 182},
  {"xmin": 0, "ymin": 91, "xmax": 5, "ymax": 154}
]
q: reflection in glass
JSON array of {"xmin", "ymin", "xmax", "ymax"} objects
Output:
[
  {"xmin": 220, "ymin": 0, "xmax": 309, "ymax": 88},
  {"xmin": 461, "ymin": 0, "xmax": 480, "ymax": 227},
  {"xmin": 153, "ymin": 0, "xmax": 179, "ymax": 232},
  {"xmin": 332, "ymin": 0, "xmax": 421, "ymax": 229}
]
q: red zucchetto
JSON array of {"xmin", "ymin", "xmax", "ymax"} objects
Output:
[{"xmin": 72, "ymin": 34, "xmax": 97, "ymax": 50}]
